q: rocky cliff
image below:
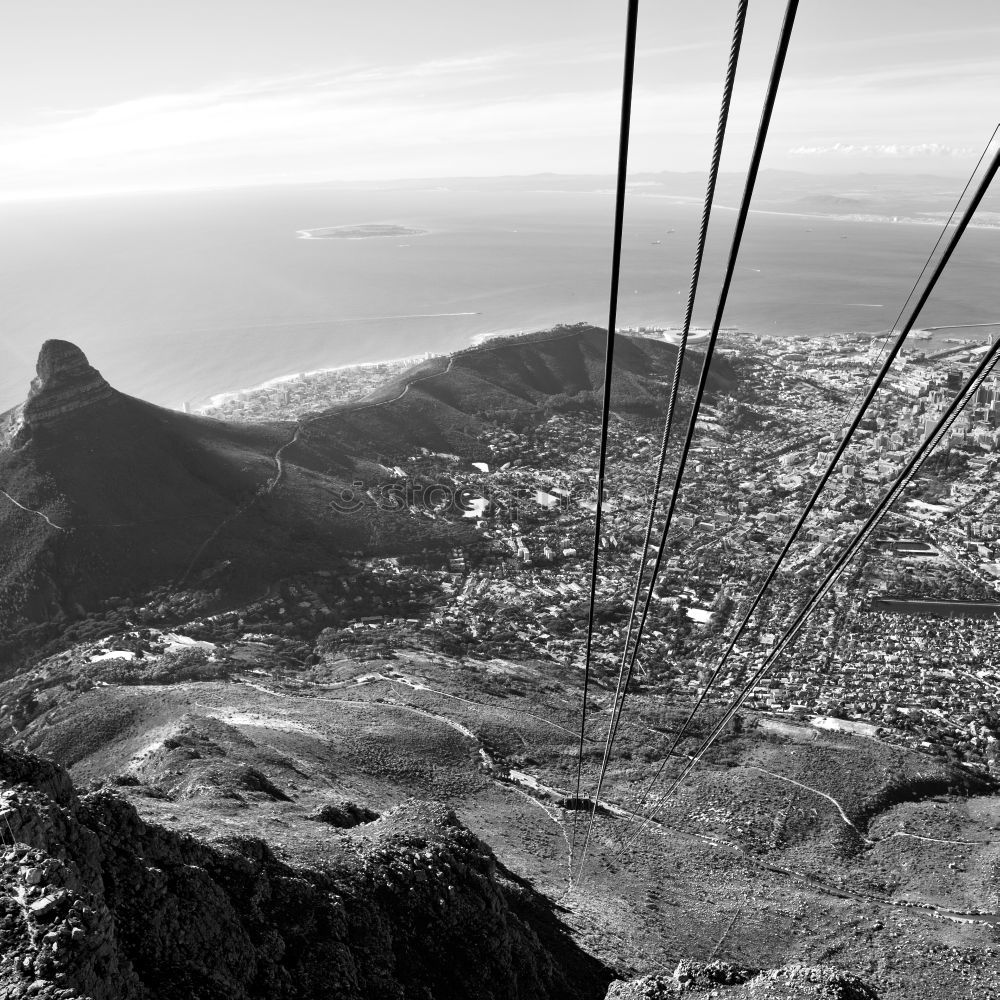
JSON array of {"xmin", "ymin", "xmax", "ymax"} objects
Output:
[
  {"xmin": 0, "ymin": 747, "xmax": 609, "ymax": 1000},
  {"xmin": 9, "ymin": 341, "xmax": 115, "ymax": 448}
]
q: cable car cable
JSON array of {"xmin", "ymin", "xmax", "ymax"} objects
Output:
[
  {"xmin": 625, "ymin": 298, "xmax": 1000, "ymax": 851},
  {"xmin": 574, "ymin": 0, "xmax": 801, "ymax": 880},
  {"xmin": 615, "ymin": 140, "xmax": 1000, "ymax": 841},
  {"xmin": 582, "ymin": 0, "xmax": 748, "ymax": 864},
  {"xmin": 569, "ymin": 0, "xmax": 641, "ymax": 871}
]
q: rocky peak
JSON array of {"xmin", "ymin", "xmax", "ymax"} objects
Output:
[{"xmin": 9, "ymin": 341, "xmax": 114, "ymax": 445}]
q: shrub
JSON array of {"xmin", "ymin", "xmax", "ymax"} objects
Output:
[{"xmin": 92, "ymin": 647, "xmax": 231, "ymax": 685}]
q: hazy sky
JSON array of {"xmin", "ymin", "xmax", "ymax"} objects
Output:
[{"xmin": 2, "ymin": 1, "xmax": 998, "ymax": 199}]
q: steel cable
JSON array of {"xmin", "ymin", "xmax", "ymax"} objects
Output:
[
  {"xmin": 574, "ymin": 0, "xmax": 801, "ymax": 880},
  {"xmin": 569, "ymin": 0, "xmax": 641, "ymax": 873},
  {"xmin": 642, "ymin": 332, "xmax": 1000, "ymax": 833},
  {"xmin": 615, "ymin": 141, "xmax": 1000, "ymax": 842},
  {"xmin": 581, "ymin": 0, "xmax": 749, "ymax": 865}
]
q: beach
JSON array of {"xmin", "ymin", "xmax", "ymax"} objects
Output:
[
  {"xmin": 193, "ymin": 355, "xmax": 432, "ymax": 412},
  {"xmin": 192, "ymin": 353, "xmax": 438, "ymax": 421}
]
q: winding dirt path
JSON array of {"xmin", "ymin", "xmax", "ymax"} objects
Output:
[
  {"xmin": 267, "ymin": 423, "xmax": 305, "ymax": 493},
  {"xmin": 0, "ymin": 489, "xmax": 64, "ymax": 530},
  {"xmin": 743, "ymin": 764, "xmax": 872, "ymax": 842},
  {"xmin": 384, "ymin": 672, "xmax": 585, "ymax": 740},
  {"xmin": 235, "ymin": 677, "xmax": 581, "ymax": 886},
  {"xmin": 232, "ymin": 676, "xmax": 1000, "ymax": 925},
  {"xmin": 179, "ymin": 328, "xmax": 592, "ymax": 575},
  {"xmin": 349, "ymin": 355, "xmax": 456, "ymax": 412},
  {"xmin": 183, "ymin": 414, "xmax": 302, "ymax": 578},
  {"xmin": 879, "ymin": 830, "xmax": 988, "ymax": 847}
]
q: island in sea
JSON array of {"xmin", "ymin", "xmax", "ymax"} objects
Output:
[{"xmin": 296, "ymin": 223, "xmax": 429, "ymax": 240}]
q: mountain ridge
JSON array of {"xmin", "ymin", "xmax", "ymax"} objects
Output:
[{"xmin": 0, "ymin": 326, "xmax": 720, "ymax": 654}]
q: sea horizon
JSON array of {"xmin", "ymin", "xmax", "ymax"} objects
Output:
[{"xmin": 2, "ymin": 182, "xmax": 998, "ymax": 414}]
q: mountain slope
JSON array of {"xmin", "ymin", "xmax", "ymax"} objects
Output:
[
  {"xmin": 0, "ymin": 329, "xmax": 734, "ymax": 641},
  {"xmin": 290, "ymin": 325, "xmax": 733, "ymax": 469},
  {"xmin": 0, "ymin": 745, "xmax": 610, "ymax": 1000},
  {"xmin": 0, "ymin": 345, "xmax": 311, "ymax": 625},
  {"xmin": 0, "ymin": 342, "xmax": 462, "ymax": 635}
]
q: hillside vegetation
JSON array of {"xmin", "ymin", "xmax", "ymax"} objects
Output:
[{"xmin": 0, "ymin": 327, "xmax": 725, "ymax": 659}]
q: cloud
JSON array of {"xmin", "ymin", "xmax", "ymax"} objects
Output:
[
  {"xmin": 0, "ymin": 28, "xmax": 751, "ymax": 202},
  {"xmin": 0, "ymin": 48, "xmax": 632, "ymax": 199},
  {"xmin": 1, "ymin": 30, "xmax": 994, "ymax": 201},
  {"xmin": 788, "ymin": 142, "xmax": 978, "ymax": 158}
]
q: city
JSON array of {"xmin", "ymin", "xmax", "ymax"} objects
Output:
[{"xmin": 79, "ymin": 328, "xmax": 1000, "ymax": 778}]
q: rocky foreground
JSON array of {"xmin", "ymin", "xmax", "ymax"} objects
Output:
[
  {"xmin": 0, "ymin": 746, "xmax": 880, "ymax": 999},
  {"xmin": 0, "ymin": 746, "xmax": 609, "ymax": 999},
  {"xmin": 606, "ymin": 961, "xmax": 879, "ymax": 998}
]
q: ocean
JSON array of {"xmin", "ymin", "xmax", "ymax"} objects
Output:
[{"xmin": 2, "ymin": 182, "xmax": 999, "ymax": 413}]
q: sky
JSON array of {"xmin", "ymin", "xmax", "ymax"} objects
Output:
[{"xmin": 1, "ymin": 1, "xmax": 999, "ymax": 200}]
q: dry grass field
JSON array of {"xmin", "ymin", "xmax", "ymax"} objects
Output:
[{"xmin": 4, "ymin": 646, "xmax": 1000, "ymax": 997}]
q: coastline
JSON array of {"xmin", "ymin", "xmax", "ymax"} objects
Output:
[
  {"xmin": 189, "ymin": 326, "xmax": 562, "ymax": 411},
  {"xmin": 190, "ymin": 328, "xmax": 555, "ymax": 410},
  {"xmin": 181, "ymin": 320, "xmax": 998, "ymax": 416},
  {"xmin": 186, "ymin": 325, "xmax": 723, "ymax": 413},
  {"xmin": 469, "ymin": 325, "xmax": 714, "ymax": 349},
  {"xmin": 655, "ymin": 327, "xmax": 713, "ymax": 346},
  {"xmin": 189, "ymin": 355, "xmax": 434, "ymax": 413},
  {"xmin": 708, "ymin": 201, "xmax": 1000, "ymax": 230},
  {"xmin": 468, "ymin": 327, "xmax": 543, "ymax": 346}
]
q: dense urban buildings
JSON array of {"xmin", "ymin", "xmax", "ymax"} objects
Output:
[{"xmin": 105, "ymin": 329, "xmax": 1000, "ymax": 775}]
